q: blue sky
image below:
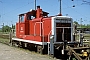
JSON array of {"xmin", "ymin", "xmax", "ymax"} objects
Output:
[{"xmin": 0, "ymin": 0, "xmax": 90, "ymax": 28}]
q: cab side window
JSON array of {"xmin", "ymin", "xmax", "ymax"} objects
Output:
[
  {"xmin": 19, "ymin": 15, "xmax": 24, "ymax": 22},
  {"xmin": 27, "ymin": 15, "xmax": 31, "ymax": 20},
  {"xmin": 27, "ymin": 15, "xmax": 35, "ymax": 20}
]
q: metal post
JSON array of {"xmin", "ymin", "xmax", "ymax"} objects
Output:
[
  {"xmin": 79, "ymin": 30, "xmax": 80, "ymax": 43},
  {"xmin": 62, "ymin": 28, "xmax": 64, "ymax": 55},
  {"xmin": 34, "ymin": 0, "xmax": 36, "ymax": 10},
  {"xmin": 9, "ymin": 30, "xmax": 12, "ymax": 46},
  {"xmin": 48, "ymin": 42, "xmax": 50, "ymax": 55},
  {"xmin": 59, "ymin": 0, "xmax": 62, "ymax": 14},
  {"xmin": 2, "ymin": 23, "xmax": 4, "ymax": 33},
  {"xmin": 80, "ymin": 18, "xmax": 82, "ymax": 28},
  {"xmin": 71, "ymin": 20, "xmax": 73, "ymax": 42},
  {"xmin": 50, "ymin": 35, "xmax": 54, "ymax": 56},
  {"xmin": 50, "ymin": 39, "xmax": 54, "ymax": 56}
]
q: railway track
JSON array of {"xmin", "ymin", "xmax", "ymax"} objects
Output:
[
  {"xmin": 0, "ymin": 43, "xmax": 56, "ymax": 60},
  {"xmin": 0, "ymin": 33, "xmax": 90, "ymax": 60}
]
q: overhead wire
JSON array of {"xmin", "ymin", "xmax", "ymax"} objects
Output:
[
  {"xmin": 3, "ymin": 1, "xmax": 34, "ymax": 16},
  {"xmin": 3, "ymin": 0, "xmax": 39, "ymax": 19},
  {"xmin": 61, "ymin": 0, "xmax": 90, "ymax": 25},
  {"xmin": 1, "ymin": 0, "xmax": 89, "ymax": 21},
  {"xmin": 63, "ymin": 0, "xmax": 89, "ymax": 20},
  {"xmin": 1, "ymin": 0, "xmax": 36, "ymax": 26}
]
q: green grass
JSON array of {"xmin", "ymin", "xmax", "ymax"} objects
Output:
[
  {"xmin": 0, "ymin": 33, "xmax": 9, "ymax": 44},
  {"xmin": 0, "ymin": 34, "xmax": 9, "ymax": 39},
  {"xmin": 0, "ymin": 38, "xmax": 9, "ymax": 45}
]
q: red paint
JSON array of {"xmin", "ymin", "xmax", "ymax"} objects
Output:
[{"xmin": 16, "ymin": 6, "xmax": 51, "ymax": 42}]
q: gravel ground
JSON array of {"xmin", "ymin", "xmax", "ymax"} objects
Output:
[{"xmin": 0, "ymin": 43, "xmax": 57, "ymax": 60}]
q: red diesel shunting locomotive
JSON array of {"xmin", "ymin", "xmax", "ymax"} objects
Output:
[{"xmin": 12, "ymin": 6, "xmax": 73, "ymax": 59}]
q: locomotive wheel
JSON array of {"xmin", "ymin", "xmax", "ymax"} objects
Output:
[
  {"xmin": 12, "ymin": 40, "xmax": 20, "ymax": 47},
  {"xmin": 37, "ymin": 45, "xmax": 43, "ymax": 54},
  {"xmin": 18, "ymin": 41, "xmax": 22, "ymax": 48}
]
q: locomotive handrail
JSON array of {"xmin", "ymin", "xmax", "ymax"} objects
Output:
[
  {"xmin": 34, "ymin": 22, "xmax": 43, "ymax": 36},
  {"xmin": 47, "ymin": 26, "xmax": 73, "ymax": 55},
  {"xmin": 42, "ymin": 22, "xmax": 44, "ymax": 49},
  {"xmin": 48, "ymin": 30, "xmax": 52, "ymax": 55},
  {"xmin": 56, "ymin": 26, "xmax": 74, "ymax": 42},
  {"xmin": 56, "ymin": 27, "xmax": 73, "ymax": 28},
  {"xmin": 34, "ymin": 22, "xmax": 44, "ymax": 49},
  {"xmin": 48, "ymin": 30, "xmax": 52, "ymax": 42}
]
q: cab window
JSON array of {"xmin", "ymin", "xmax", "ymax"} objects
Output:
[
  {"xmin": 27, "ymin": 15, "xmax": 31, "ymax": 20},
  {"xmin": 19, "ymin": 15, "xmax": 24, "ymax": 22},
  {"xmin": 27, "ymin": 14, "xmax": 35, "ymax": 20}
]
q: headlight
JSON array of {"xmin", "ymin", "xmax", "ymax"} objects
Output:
[
  {"xmin": 50, "ymin": 35, "xmax": 54, "ymax": 40},
  {"xmin": 81, "ymin": 50, "xmax": 84, "ymax": 52}
]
